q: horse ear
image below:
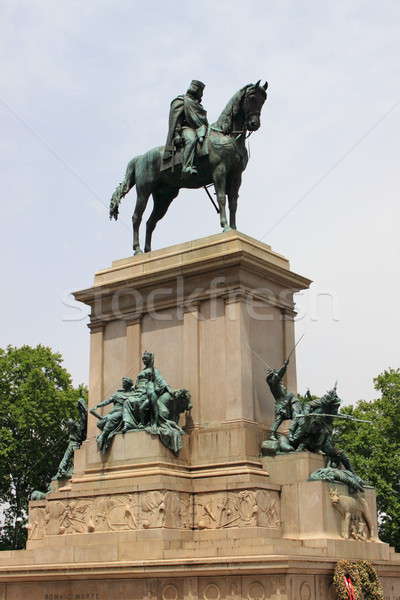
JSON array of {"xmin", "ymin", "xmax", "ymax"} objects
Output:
[
  {"xmin": 255, "ymin": 79, "xmax": 261, "ymax": 87},
  {"xmin": 263, "ymin": 81, "xmax": 268, "ymax": 90}
]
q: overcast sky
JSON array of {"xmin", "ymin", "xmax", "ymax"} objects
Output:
[{"xmin": 1, "ymin": 0, "xmax": 399, "ymax": 405}]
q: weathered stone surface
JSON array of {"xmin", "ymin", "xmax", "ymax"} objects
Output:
[
  {"xmin": 1, "ymin": 234, "xmax": 400, "ymax": 597},
  {"xmin": 3, "ymin": 571, "xmax": 400, "ymax": 600}
]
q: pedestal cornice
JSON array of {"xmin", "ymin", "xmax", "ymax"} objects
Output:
[{"xmin": 73, "ymin": 231, "xmax": 311, "ymax": 308}]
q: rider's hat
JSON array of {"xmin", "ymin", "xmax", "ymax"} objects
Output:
[{"xmin": 191, "ymin": 80, "xmax": 205, "ymax": 90}]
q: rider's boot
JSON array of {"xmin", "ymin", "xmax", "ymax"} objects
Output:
[{"xmin": 182, "ymin": 165, "xmax": 198, "ymax": 175}]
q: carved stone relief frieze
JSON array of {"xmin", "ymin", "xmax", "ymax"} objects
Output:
[
  {"xmin": 28, "ymin": 491, "xmax": 192, "ymax": 539},
  {"xmin": 195, "ymin": 489, "xmax": 280, "ymax": 530},
  {"xmin": 28, "ymin": 488, "xmax": 279, "ymax": 539},
  {"xmin": 27, "ymin": 505, "xmax": 49, "ymax": 540}
]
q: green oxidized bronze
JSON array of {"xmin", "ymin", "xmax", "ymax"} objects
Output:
[
  {"xmin": 90, "ymin": 352, "xmax": 191, "ymax": 455},
  {"xmin": 164, "ymin": 79, "xmax": 208, "ymax": 175},
  {"xmin": 262, "ymin": 358, "xmax": 305, "ymax": 454},
  {"xmin": 262, "ymin": 366, "xmax": 368, "ymax": 492},
  {"xmin": 266, "ymin": 359, "xmax": 294, "ymax": 440},
  {"xmin": 53, "ymin": 397, "xmax": 88, "ymax": 480},
  {"xmin": 109, "ymin": 79, "xmax": 268, "ymax": 254},
  {"xmin": 30, "ymin": 398, "xmax": 88, "ymax": 500},
  {"xmin": 309, "ymin": 465, "xmax": 366, "ymax": 494},
  {"xmin": 90, "ymin": 376, "xmax": 133, "ymax": 453}
]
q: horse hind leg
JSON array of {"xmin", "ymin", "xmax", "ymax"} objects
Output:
[
  {"xmin": 132, "ymin": 187, "xmax": 151, "ymax": 255},
  {"xmin": 144, "ymin": 190, "xmax": 178, "ymax": 253}
]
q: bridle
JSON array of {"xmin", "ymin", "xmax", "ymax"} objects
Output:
[{"xmin": 211, "ymin": 86, "xmax": 261, "ymax": 139}]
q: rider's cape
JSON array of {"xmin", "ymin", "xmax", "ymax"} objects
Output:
[{"xmin": 164, "ymin": 94, "xmax": 208, "ymax": 159}]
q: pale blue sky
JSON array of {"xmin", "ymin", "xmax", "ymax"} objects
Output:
[{"xmin": 1, "ymin": 0, "xmax": 399, "ymax": 403}]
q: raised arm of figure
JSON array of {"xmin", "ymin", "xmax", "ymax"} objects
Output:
[{"xmin": 276, "ymin": 358, "xmax": 289, "ymax": 380}]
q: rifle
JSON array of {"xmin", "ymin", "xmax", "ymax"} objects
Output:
[{"xmin": 295, "ymin": 412, "xmax": 372, "ymax": 424}]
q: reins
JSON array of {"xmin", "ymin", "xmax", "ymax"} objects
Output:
[{"xmin": 209, "ymin": 125, "xmax": 251, "ymax": 139}]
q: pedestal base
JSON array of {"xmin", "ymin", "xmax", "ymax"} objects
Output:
[
  {"xmin": 2, "ymin": 554, "xmax": 400, "ymax": 600},
  {"xmin": 1, "ymin": 235, "xmax": 400, "ymax": 598}
]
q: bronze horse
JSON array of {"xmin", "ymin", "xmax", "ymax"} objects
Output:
[{"xmin": 109, "ymin": 81, "xmax": 268, "ymax": 254}]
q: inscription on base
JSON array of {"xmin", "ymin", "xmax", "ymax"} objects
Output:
[{"xmin": 44, "ymin": 595, "xmax": 99, "ymax": 600}]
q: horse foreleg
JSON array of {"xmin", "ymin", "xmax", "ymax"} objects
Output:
[
  {"xmin": 227, "ymin": 173, "xmax": 242, "ymax": 230},
  {"xmin": 132, "ymin": 188, "xmax": 151, "ymax": 255},
  {"xmin": 213, "ymin": 164, "xmax": 230, "ymax": 232},
  {"xmin": 144, "ymin": 190, "xmax": 178, "ymax": 253}
]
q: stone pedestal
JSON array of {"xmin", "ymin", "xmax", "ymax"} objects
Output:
[
  {"xmin": 76, "ymin": 231, "xmax": 309, "ymax": 438},
  {"xmin": 1, "ymin": 232, "xmax": 400, "ymax": 599}
]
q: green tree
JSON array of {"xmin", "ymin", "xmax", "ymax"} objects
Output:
[
  {"xmin": 0, "ymin": 345, "xmax": 85, "ymax": 550},
  {"xmin": 334, "ymin": 368, "xmax": 400, "ymax": 551}
]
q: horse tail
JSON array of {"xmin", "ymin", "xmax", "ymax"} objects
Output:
[{"xmin": 109, "ymin": 156, "xmax": 137, "ymax": 221}]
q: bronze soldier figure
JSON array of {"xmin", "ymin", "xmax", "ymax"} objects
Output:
[
  {"xmin": 53, "ymin": 398, "xmax": 87, "ymax": 479},
  {"xmin": 163, "ymin": 79, "xmax": 208, "ymax": 175},
  {"xmin": 90, "ymin": 376, "xmax": 134, "ymax": 453},
  {"xmin": 266, "ymin": 359, "xmax": 293, "ymax": 440}
]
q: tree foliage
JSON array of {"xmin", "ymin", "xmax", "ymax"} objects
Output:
[
  {"xmin": 334, "ymin": 368, "xmax": 400, "ymax": 551},
  {"xmin": 0, "ymin": 345, "xmax": 85, "ymax": 550}
]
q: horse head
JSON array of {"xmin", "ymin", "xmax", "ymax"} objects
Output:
[
  {"xmin": 242, "ymin": 80, "xmax": 268, "ymax": 131},
  {"xmin": 214, "ymin": 80, "xmax": 268, "ymax": 135}
]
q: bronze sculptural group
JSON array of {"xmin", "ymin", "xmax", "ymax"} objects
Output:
[
  {"xmin": 90, "ymin": 352, "xmax": 192, "ymax": 455},
  {"xmin": 90, "ymin": 345, "xmax": 366, "ymax": 497},
  {"xmin": 109, "ymin": 79, "xmax": 268, "ymax": 254},
  {"xmin": 262, "ymin": 358, "xmax": 368, "ymax": 494},
  {"xmin": 33, "ymin": 348, "xmax": 367, "ymax": 502}
]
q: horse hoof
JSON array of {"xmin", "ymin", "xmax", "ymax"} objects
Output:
[
  {"xmin": 133, "ymin": 248, "xmax": 143, "ymax": 256},
  {"xmin": 222, "ymin": 226, "xmax": 232, "ymax": 233}
]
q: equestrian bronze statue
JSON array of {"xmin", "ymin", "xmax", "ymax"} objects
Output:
[{"xmin": 109, "ymin": 79, "xmax": 268, "ymax": 255}]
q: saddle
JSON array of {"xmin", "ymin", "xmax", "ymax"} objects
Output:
[{"xmin": 160, "ymin": 136, "xmax": 209, "ymax": 173}]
